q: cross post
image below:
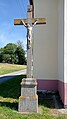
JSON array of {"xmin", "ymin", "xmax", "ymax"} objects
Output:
[{"xmin": 14, "ymin": 5, "xmax": 46, "ymax": 78}]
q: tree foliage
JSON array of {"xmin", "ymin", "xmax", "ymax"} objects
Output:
[{"xmin": 0, "ymin": 42, "xmax": 26, "ymax": 65}]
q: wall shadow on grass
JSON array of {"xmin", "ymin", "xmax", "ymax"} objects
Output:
[
  {"xmin": 0, "ymin": 101, "xmax": 18, "ymax": 110},
  {"xmin": 0, "ymin": 75, "xmax": 26, "ymax": 110},
  {"xmin": 38, "ymin": 97, "xmax": 55, "ymax": 109},
  {"xmin": 0, "ymin": 75, "xmax": 26, "ymax": 99}
]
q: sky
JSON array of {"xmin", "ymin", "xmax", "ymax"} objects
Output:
[{"xmin": 0, "ymin": 0, "xmax": 30, "ymax": 50}]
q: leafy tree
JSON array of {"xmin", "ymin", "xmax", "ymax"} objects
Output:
[
  {"xmin": 0, "ymin": 42, "xmax": 26, "ymax": 65},
  {"xmin": 3, "ymin": 43, "xmax": 17, "ymax": 64},
  {"xmin": 0, "ymin": 49, "xmax": 3, "ymax": 62},
  {"xmin": 2, "ymin": 54, "xmax": 10, "ymax": 63},
  {"xmin": 16, "ymin": 40, "xmax": 26, "ymax": 65},
  {"xmin": 4, "ymin": 43, "xmax": 17, "ymax": 54}
]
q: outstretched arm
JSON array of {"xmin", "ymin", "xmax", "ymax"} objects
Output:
[
  {"xmin": 21, "ymin": 20, "xmax": 27, "ymax": 27},
  {"xmin": 33, "ymin": 20, "xmax": 38, "ymax": 27}
]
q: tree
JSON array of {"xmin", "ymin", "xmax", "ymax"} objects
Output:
[
  {"xmin": 2, "ymin": 54, "xmax": 10, "ymax": 63},
  {"xmin": 4, "ymin": 43, "xmax": 17, "ymax": 54},
  {"xmin": 16, "ymin": 40, "xmax": 26, "ymax": 65},
  {"xmin": 0, "ymin": 49, "xmax": 3, "ymax": 62},
  {"xmin": 3, "ymin": 43, "xmax": 17, "ymax": 64},
  {"xmin": 0, "ymin": 42, "xmax": 26, "ymax": 65}
]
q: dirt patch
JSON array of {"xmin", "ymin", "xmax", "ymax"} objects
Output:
[
  {"xmin": 38, "ymin": 106, "xmax": 43, "ymax": 114},
  {"xmin": 49, "ymin": 109, "xmax": 67, "ymax": 118},
  {"xmin": 50, "ymin": 109, "xmax": 62, "ymax": 116}
]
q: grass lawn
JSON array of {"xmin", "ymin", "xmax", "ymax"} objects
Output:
[
  {"xmin": 0, "ymin": 63, "xmax": 26, "ymax": 75},
  {"xmin": 0, "ymin": 75, "xmax": 67, "ymax": 119}
]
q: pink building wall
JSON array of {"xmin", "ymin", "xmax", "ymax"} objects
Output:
[
  {"xmin": 37, "ymin": 79, "xmax": 67, "ymax": 107},
  {"xmin": 37, "ymin": 79, "xmax": 58, "ymax": 91}
]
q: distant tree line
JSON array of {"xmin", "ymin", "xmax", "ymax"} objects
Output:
[{"xmin": 0, "ymin": 41, "xmax": 27, "ymax": 65}]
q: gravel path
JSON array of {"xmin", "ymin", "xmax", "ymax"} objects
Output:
[{"xmin": 0, "ymin": 69, "xmax": 26, "ymax": 83}]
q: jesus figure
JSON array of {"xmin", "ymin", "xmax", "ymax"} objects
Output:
[{"xmin": 22, "ymin": 20, "xmax": 38, "ymax": 49}]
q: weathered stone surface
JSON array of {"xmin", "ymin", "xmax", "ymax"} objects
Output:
[
  {"xmin": 18, "ymin": 95, "xmax": 38, "ymax": 113},
  {"xmin": 21, "ymin": 78, "xmax": 37, "ymax": 96},
  {"xmin": 18, "ymin": 78, "xmax": 38, "ymax": 113}
]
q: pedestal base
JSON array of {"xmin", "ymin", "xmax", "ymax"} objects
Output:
[
  {"xmin": 18, "ymin": 78, "xmax": 38, "ymax": 113},
  {"xmin": 18, "ymin": 95, "xmax": 38, "ymax": 113}
]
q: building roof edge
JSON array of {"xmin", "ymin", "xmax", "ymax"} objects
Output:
[{"xmin": 29, "ymin": 0, "xmax": 33, "ymax": 5}]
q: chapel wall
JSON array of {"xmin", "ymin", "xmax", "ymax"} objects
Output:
[
  {"xmin": 64, "ymin": 0, "xmax": 67, "ymax": 84},
  {"xmin": 58, "ymin": 0, "xmax": 64, "ymax": 83},
  {"xmin": 33, "ymin": 0, "xmax": 58, "ymax": 80}
]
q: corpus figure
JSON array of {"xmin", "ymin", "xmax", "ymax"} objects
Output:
[{"xmin": 22, "ymin": 20, "xmax": 38, "ymax": 49}]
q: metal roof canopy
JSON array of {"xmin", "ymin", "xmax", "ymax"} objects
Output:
[{"xmin": 29, "ymin": 0, "xmax": 33, "ymax": 5}]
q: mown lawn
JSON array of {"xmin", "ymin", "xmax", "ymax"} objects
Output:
[
  {"xmin": 0, "ymin": 75, "xmax": 67, "ymax": 119},
  {"xmin": 0, "ymin": 63, "xmax": 26, "ymax": 75}
]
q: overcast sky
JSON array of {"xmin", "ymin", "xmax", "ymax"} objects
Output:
[{"xmin": 0, "ymin": 0, "xmax": 29, "ymax": 49}]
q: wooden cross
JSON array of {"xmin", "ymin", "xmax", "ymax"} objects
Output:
[
  {"xmin": 14, "ymin": 5, "xmax": 46, "ymax": 78},
  {"xmin": 14, "ymin": 18, "xmax": 46, "ymax": 25}
]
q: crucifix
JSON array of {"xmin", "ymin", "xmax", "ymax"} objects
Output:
[{"xmin": 14, "ymin": 5, "xmax": 46, "ymax": 78}]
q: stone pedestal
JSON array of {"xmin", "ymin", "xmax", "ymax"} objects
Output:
[{"xmin": 18, "ymin": 78, "xmax": 38, "ymax": 113}]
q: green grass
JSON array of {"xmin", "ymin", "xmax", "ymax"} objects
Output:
[
  {"xmin": 0, "ymin": 63, "xmax": 26, "ymax": 75},
  {"xmin": 0, "ymin": 75, "xmax": 67, "ymax": 119}
]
